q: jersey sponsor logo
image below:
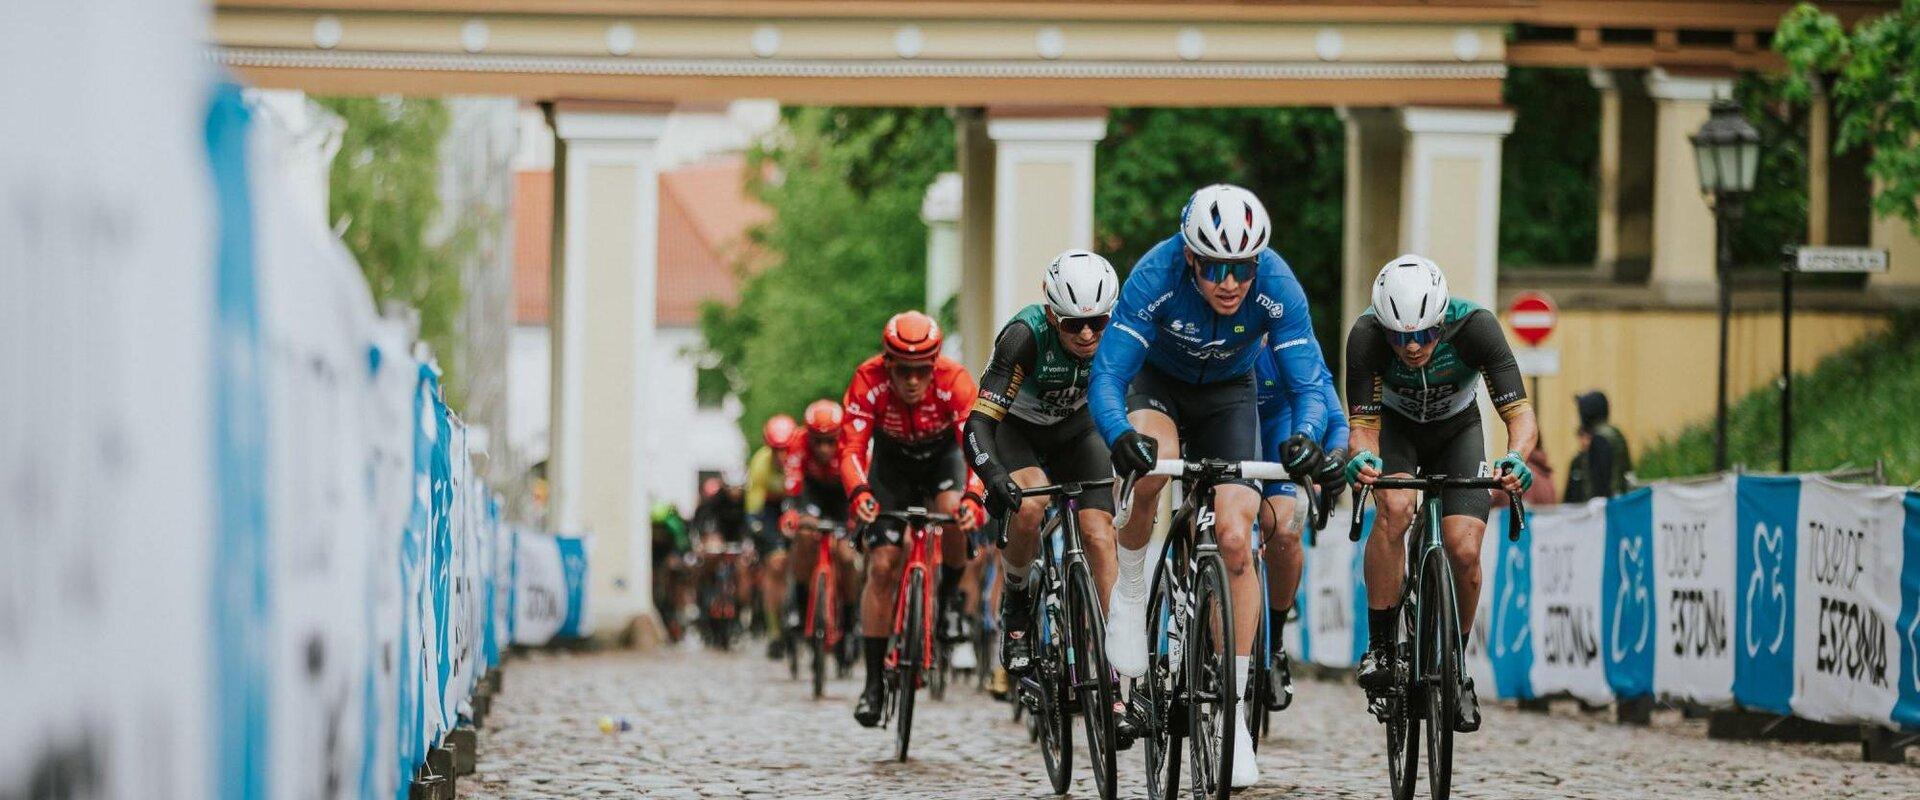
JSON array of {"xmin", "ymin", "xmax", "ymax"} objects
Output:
[
  {"xmin": 1255, "ymin": 293, "xmax": 1285, "ymax": 319},
  {"xmin": 853, "ymin": 418, "xmax": 868, "ymax": 431},
  {"xmin": 974, "ymin": 451, "xmax": 988, "ymax": 466},
  {"xmin": 1273, "ymin": 337, "xmax": 1311, "ymax": 350},
  {"xmin": 1141, "ymin": 289, "xmax": 1176, "ymax": 318}
]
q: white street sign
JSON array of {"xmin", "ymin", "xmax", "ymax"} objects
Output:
[
  {"xmin": 1795, "ymin": 247, "xmax": 1888, "ymax": 274},
  {"xmin": 1515, "ymin": 346, "xmax": 1560, "ymax": 377}
]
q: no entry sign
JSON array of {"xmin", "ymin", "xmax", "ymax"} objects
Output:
[{"xmin": 1508, "ymin": 291, "xmax": 1557, "ymax": 347}]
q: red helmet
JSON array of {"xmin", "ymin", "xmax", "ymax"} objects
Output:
[
  {"xmin": 803, "ymin": 399, "xmax": 844, "ymax": 437},
  {"xmin": 882, "ymin": 310, "xmax": 943, "ymax": 362},
  {"xmin": 762, "ymin": 414, "xmax": 798, "ymax": 449}
]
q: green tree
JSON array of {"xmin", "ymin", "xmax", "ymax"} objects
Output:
[
  {"xmin": 1096, "ymin": 107, "xmax": 1346, "ymax": 351},
  {"xmin": 699, "ymin": 108, "xmax": 953, "ymax": 440},
  {"xmin": 1500, "ymin": 68, "xmax": 1600, "ymax": 267},
  {"xmin": 1775, "ymin": 0, "xmax": 1920, "ymax": 237},
  {"xmin": 318, "ymin": 96, "xmax": 474, "ymax": 405}
]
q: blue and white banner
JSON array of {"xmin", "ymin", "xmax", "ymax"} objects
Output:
[
  {"xmin": 513, "ymin": 532, "xmax": 593, "ymax": 645},
  {"xmin": 1302, "ymin": 473, "xmax": 1920, "ymax": 733}
]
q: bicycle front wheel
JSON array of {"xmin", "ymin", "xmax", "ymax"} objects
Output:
[
  {"xmin": 811, "ymin": 572, "xmax": 830, "ymax": 699},
  {"xmin": 1143, "ymin": 556, "xmax": 1182, "ymax": 800},
  {"xmin": 1422, "ymin": 556, "xmax": 1460, "ymax": 800},
  {"xmin": 894, "ymin": 569, "xmax": 924, "ymax": 762},
  {"xmin": 1067, "ymin": 562, "xmax": 1118, "ymax": 800},
  {"xmin": 1037, "ymin": 575, "xmax": 1074, "ymax": 795},
  {"xmin": 1186, "ymin": 554, "xmax": 1236, "ymax": 800}
]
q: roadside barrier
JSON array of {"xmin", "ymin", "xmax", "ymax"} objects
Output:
[{"xmin": 1287, "ymin": 473, "xmax": 1920, "ymax": 739}]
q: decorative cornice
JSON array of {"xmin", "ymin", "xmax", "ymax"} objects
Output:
[{"xmin": 212, "ymin": 46, "xmax": 1509, "ymax": 81}]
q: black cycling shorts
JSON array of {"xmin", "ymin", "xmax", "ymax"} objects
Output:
[
  {"xmin": 1379, "ymin": 408, "xmax": 1492, "ymax": 522},
  {"xmin": 793, "ymin": 475, "xmax": 848, "ymax": 521},
  {"xmin": 1125, "ymin": 363, "xmax": 1261, "ymax": 490},
  {"xmin": 863, "ymin": 435, "xmax": 968, "ymax": 550},
  {"xmin": 993, "ymin": 407, "xmax": 1115, "ymax": 515}
]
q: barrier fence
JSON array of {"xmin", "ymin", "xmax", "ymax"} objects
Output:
[
  {"xmin": 1284, "ymin": 474, "xmax": 1920, "ymax": 734},
  {"xmin": 4, "ymin": 33, "xmax": 589, "ymax": 797}
]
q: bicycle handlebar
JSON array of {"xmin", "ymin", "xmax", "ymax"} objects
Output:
[
  {"xmin": 1346, "ymin": 475, "xmax": 1526, "ymax": 543},
  {"xmin": 876, "ymin": 508, "xmax": 957, "ymax": 526},
  {"xmin": 991, "ymin": 477, "xmax": 1121, "ymax": 546},
  {"xmin": 1115, "ymin": 459, "xmax": 1297, "ymax": 529}
]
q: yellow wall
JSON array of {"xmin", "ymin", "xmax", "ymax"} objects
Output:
[{"xmin": 1500, "ymin": 309, "xmax": 1887, "ymax": 483}]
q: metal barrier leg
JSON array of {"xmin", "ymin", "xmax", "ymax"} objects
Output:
[
  {"xmin": 1615, "ymin": 696, "xmax": 1653, "ymax": 726},
  {"xmin": 1861, "ymin": 727, "xmax": 1914, "ymax": 765},
  {"xmin": 447, "ymin": 727, "xmax": 478, "ymax": 775},
  {"xmin": 1516, "ymin": 698, "xmax": 1552, "ymax": 714}
]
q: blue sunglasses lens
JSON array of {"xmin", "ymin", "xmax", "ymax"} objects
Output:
[
  {"xmin": 1200, "ymin": 260, "xmax": 1256, "ymax": 284},
  {"xmin": 1391, "ymin": 328, "xmax": 1440, "ymax": 347}
]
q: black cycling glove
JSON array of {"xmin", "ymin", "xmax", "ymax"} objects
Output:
[{"xmin": 1110, "ymin": 430, "xmax": 1158, "ymax": 477}]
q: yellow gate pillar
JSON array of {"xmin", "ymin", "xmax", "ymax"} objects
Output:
[
  {"xmin": 986, "ymin": 108, "xmax": 1107, "ymax": 332},
  {"xmin": 549, "ymin": 103, "xmax": 671, "ymax": 641},
  {"xmin": 1646, "ymin": 69, "xmax": 1732, "ymax": 303},
  {"xmin": 1397, "ymin": 107, "xmax": 1515, "ymax": 308},
  {"xmin": 955, "ymin": 109, "xmax": 996, "ymax": 375}
]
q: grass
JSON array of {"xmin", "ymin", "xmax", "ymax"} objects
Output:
[{"xmin": 1636, "ymin": 312, "xmax": 1920, "ymax": 487}]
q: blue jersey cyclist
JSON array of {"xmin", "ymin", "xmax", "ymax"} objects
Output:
[
  {"xmin": 1250, "ymin": 346, "xmax": 1349, "ymax": 713},
  {"xmin": 1089, "ymin": 184, "xmax": 1338, "ymax": 790}
]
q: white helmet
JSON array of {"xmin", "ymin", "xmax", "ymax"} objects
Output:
[
  {"xmin": 1041, "ymin": 249, "xmax": 1119, "ymax": 318},
  {"xmin": 1180, "ymin": 184, "xmax": 1271, "ymax": 261},
  {"xmin": 1369, "ymin": 255, "xmax": 1449, "ymax": 333}
]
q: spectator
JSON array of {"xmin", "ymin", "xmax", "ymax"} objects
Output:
[
  {"xmin": 1564, "ymin": 390, "xmax": 1633, "ymax": 503},
  {"xmin": 1492, "ymin": 442, "xmax": 1558, "ymax": 508}
]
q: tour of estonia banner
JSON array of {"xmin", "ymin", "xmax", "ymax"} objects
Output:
[{"xmin": 1301, "ymin": 474, "xmax": 1920, "ymax": 733}]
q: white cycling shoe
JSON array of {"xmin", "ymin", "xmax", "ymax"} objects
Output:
[
  {"xmin": 1105, "ymin": 583, "xmax": 1149, "ymax": 679},
  {"xmin": 1229, "ymin": 703, "xmax": 1260, "ymax": 788},
  {"xmin": 951, "ymin": 642, "xmax": 978, "ymax": 671}
]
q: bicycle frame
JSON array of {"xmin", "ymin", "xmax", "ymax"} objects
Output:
[
  {"xmin": 882, "ymin": 508, "xmax": 949, "ymax": 679},
  {"xmin": 800, "ymin": 521, "xmax": 846, "ymax": 647}
]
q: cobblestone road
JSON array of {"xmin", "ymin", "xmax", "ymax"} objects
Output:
[{"xmin": 460, "ymin": 645, "xmax": 1918, "ymax": 799}]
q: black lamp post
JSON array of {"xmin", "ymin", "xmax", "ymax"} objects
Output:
[{"xmin": 1690, "ymin": 99, "xmax": 1761, "ymax": 473}]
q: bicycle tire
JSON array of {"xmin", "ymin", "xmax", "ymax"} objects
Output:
[
  {"xmin": 895, "ymin": 569, "xmax": 923, "ymax": 762},
  {"xmin": 1144, "ymin": 548, "xmax": 1182, "ymax": 800},
  {"xmin": 811, "ymin": 572, "xmax": 830, "ymax": 699},
  {"xmin": 1247, "ymin": 616, "xmax": 1271, "ymax": 749},
  {"xmin": 1037, "ymin": 575, "xmax": 1073, "ymax": 795},
  {"xmin": 1186, "ymin": 554, "xmax": 1236, "ymax": 800},
  {"xmin": 1067, "ymin": 561, "xmax": 1118, "ymax": 800},
  {"xmin": 1387, "ymin": 609, "xmax": 1419, "ymax": 800},
  {"xmin": 1423, "ymin": 556, "xmax": 1460, "ymax": 800}
]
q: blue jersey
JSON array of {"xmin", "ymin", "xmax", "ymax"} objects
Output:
[
  {"xmin": 1090, "ymin": 234, "xmax": 1334, "ymax": 446},
  {"xmin": 1254, "ymin": 345, "xmax": 1349, "ymax": 463}
]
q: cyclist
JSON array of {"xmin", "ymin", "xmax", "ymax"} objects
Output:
[
  {"xmin": 1342, "ymin": 254, "xmax": 1537, "ymax": 734},
  {"xmin": 780, "ymin": 399, "xmax": 861, "ymax": 668},
  {"xmin": 1091, "ymin": 184, "xmax": 1337, "ymax": 788},
  {"xmin": 841, "ymin": 311, "xmax": 987, "ymax": 727},
  {"xmin": 1252, "ymin": 345, "xmax": 1349, "ymax": 711},
  {"xmin": 963, "ymin": 249, "xmax": 1120, "ymax": 678},
  {"xmin": 749, "ymin": 414, "xmax": 798, "ymax": 657}
]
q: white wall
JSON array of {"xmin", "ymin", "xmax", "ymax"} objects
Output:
[
  {"xmin": 507, "ymin": 324, "xmax": 550, "ymax": 465},
  {"xmin": 505, "ymin": 324, "xmax": 742, "ymax": 515},
  {"xmin": 643, "ymin": 326, "xmax": 746, "ymax": 513}
]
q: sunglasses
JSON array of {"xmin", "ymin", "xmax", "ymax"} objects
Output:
[
  {"xmin": 1194, "ymin": 257, "xmax": 1257, "ymax": 285},
  {"xmin": 1056, "ymin": 314, "xmax": 1110, "ymax": 335},
  {"xmin": 888, "ymin": 361, "xmax": 935, "ymax": 378},
  {"xmin": 1389, "ymin": 327, "xmax": 1442, "ymax": 348}
]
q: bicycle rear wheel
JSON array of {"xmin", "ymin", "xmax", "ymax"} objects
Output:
[
  {"xmin": 1036, "ymin": 574, "xmax": 1074, "ymax": 795},
  {"xmin": 1387, "ymin": 618, "xmax": 1418, "ymax": 800},
  {"xmin": 1143, "ymin": 556, "xmax": 1182, "ymax": 800},
  {"xmin": 894, "ymin": 569, "xmax": 924, "ymax": 762},
  {"xmin": 1423, "ymin": 557, "xmax": 1460, "ymax": 800},
  {"xmin": 811, "ymin": 573, "xmax": 830, "ymax": 699},
  {"xmin": 1247, "ymin": 616, "xmax": 1271, "ymax": 748},
  {"xmin": 1186, "ymin": 554, "xmax": 1236, "ymax": 800},
  {"xmin": 1067, "ymin": 562, "xmax": 1118, "ymax": 800}
]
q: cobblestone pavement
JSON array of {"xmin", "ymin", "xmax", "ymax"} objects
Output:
[{"xmin": 460, "ymin": 644, "xmax": 1919, "ymax": 800}]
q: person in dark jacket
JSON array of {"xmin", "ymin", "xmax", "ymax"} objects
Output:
[{"xmin": 1565, "ymin": 390, "xmax": 1633, "ymax": 503}]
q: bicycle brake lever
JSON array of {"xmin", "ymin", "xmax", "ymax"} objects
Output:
[
  {"xmin": 1348, "ymin": 485, "xmax": 1369, "ymax": 542},
  {"xmin": 1507, "ymin": 492, "xmax": 1526, "ymax": 542}
]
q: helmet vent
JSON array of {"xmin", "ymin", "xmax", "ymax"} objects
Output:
[
  {"xmin": 1064, "ymin": 283, "xmax": 1079, "ymax": 304},
  {"xmin": 1417, "ymin": 296, "xmax": 1429, "ymax": 320}
]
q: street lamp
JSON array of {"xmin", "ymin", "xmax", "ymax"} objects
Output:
[{"xmin": 1690, "ymin": 99, "xmax": 1760, "ymax": 473}]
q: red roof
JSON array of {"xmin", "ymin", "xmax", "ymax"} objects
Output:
[{"xmin": 510, "ymin": 155, "xmax": 767, "ymax": 328}]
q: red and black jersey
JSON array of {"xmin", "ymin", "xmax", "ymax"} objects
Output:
[
  {"xmin": 782, "ymin": 432, "xmax": 841, "ymax": 497},
  {"xmin": 839, "ymin": 354, "xmax": 982, "ymax": 495}
]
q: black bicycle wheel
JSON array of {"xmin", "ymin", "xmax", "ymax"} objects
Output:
[
  {"xmin": 895, "ymin": 569, "xmax": 924, "ymax": 762},
  {"xmin": 1423, "ymin": 557, "xmax": 1460, "ymax": 800},
  {"xmin": 1186, "ymin": 554, "xmax": 1236, "ymax": 800},
  {"xmin": 1144, "ymin": 552, "xmax": 1182, "ymax": 800},
  {"xmin": 1388, "ymin": 614, "xmax": 1419, "ymax": 800},
  {"xmin": 1247, "ymin": 613, "xmax": 1271, "ymax": 749},
  {"xmin": 811, "ymin": 573, "xmax": 829, "ymax": 699},
  {"xmin": 1037, "ymin": 576, "xmax": 1074, "ymax": 795},
  {"xmin": 1068, "ymin": 562, "xmax": 1118, "ymax": 800},
  {"xmin": 930, "ymin": 637, "xmax": 950, "ymax": 702}
]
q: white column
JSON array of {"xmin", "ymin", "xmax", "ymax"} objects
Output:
[
  {"xmin": 1340, "ymin": 107, "xmax": 1404, "ymax": 335},
  {"xmin": 921, "ymin": 172, "xmax": 964, "ymax": 359},
  {"xmin": 1397, "ymin": 106, "xmax": 1515, "ymax": 308},
  {"xmin": 1645, "ymin": 68, "xmax": 1733, "ymax": 302},
  {"xmin": 550, "ymin": 104, "xmax": 670, "ymax": 639},
  {"xmin": 955, "ymin": 109, "xmax": 996, "ymax": 376},
  {"xmin": 986, "ymin": 110, "xmax": 1107, "ymax": 330}
]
